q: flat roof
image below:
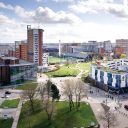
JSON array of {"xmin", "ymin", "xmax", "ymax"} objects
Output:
[{"xmin": 1, "ymin": 57, "xmax": 18, "ymax": 60}]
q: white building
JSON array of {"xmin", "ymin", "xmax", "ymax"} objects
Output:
[{"xmin": 90, "ymin": 59, "xmax": 128, "ymax": 94}]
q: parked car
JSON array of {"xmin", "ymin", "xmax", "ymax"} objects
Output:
[
  {"xmin": 124, "ymin": 105, "xmax": 128, "ymax": 110},
  {"xmin": 5, "ymin": 91, "xmax": 11, "ymax": 94},
  {"xmin": 1, "ymin": 96, "xmax": 5, "ymax": 98}
]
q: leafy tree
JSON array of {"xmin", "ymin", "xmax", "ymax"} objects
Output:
[
  {"xmin": 51, "ymin": 84, "xmax": 60, "ymax": 101},
  {"xmin": 120, "ymin": 54, "xmax": 126, "ymax": 59}
]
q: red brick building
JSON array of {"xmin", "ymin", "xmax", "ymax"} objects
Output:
[
  {"xmin": 27, "ymin": 25, "xmax": 44, "ymax": 66},
  {"xmin": 14, "ymin": 41, "xmax": 28, "ymax": 61},
  {"xmin": 20, "ymin": 42, "xmax": 28, "ymax": 61}
]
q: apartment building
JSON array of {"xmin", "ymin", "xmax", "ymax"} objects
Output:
[{"xmin": 27, "ymin": 25, "xmax": 44, "ymax": 66}]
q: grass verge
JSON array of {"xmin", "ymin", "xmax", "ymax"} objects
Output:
[
  {"xmin": 0, "ymin": 98, "xmax": 20, "ymax": 108},
  {"xmin": 0, "ymin": 118, "xmax": 13, "ymax": 128},
  {"xmin": 16, "ymin": 82, "xmax": 38, "ymax": 90}
]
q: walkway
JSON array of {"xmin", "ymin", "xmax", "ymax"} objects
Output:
[{"xmin": 11, "ymin": 100, "xmax": 22, "ymax": 128}]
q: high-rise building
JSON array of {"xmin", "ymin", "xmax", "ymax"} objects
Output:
[{"xmin": 27, "ymin": 25, "xmax": 44, "ymax": 66}]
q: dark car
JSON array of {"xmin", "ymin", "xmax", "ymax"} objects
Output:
[
  {"xmin": 124, "ymin": 105, "xmax": 128, "ymax": 110},
  {"xmin": 5, "ymin": 91, "xmax": 11, "ymax": 94}
]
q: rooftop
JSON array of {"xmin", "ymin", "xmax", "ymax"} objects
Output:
[
  {"xmin": 1, "ymin": 57, "xmax": 18, "ymax": 60},
  {"xmin": 92, "ymin": 59, "xmax": 128, "ymax": 74}
]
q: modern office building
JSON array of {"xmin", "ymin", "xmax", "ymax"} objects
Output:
[
  {"xmin": 0, "ymin": 56, "xmax": 36, "ymax": 86},
  {"xmin": 90, "ymin": 59, "xmax": 128, "ymax": 94},
  {"xmin": 27, "ymin": 25, "xmax": 44, "ymax": 66}
]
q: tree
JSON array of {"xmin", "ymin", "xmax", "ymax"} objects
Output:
[
  {"xmin": 74, "ymin": 79, "xmax": 87, "ymax": 110},
  {"xmin": 99, "ymin": 104, "xmax": 117, "ymax": 128},
  {"xmin": 62, "ymin": 79, "xmax": 74, "ymax": 111},
  {"xmin": 51, "ymin": 84, "xmax": 60, "ymax": 101},
  {"xmin": 22, "ymin": 83, "xmax": 36, "ymax": 112},
  {"xmin": 120, "ymin": 54, "xmax": 126, "ymax": 59},
  {"xmin": 62, "ymin": 78, "xmax": 87, "ymax": 111},
  {"xmin": 39, "ymin": 79, "xmax": 60, "ymax": 121}
]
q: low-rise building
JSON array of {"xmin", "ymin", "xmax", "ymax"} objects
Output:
[
  {"xmin": 90, "ymin": 59, "xmax": 128, "ymax": 94},
  {"xmin": 0, "ymin": 57, "xmax": 36, "ymax": 86}
]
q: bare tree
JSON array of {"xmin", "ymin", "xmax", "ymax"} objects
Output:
[
  {"xmin": 62, "ymin": 78, "xmax": 87, "ymax": 111},
  {"xmin": 99, "ymin": 104, "xmax": 117, "ymax": 128},
  {"xmin": 74, "ymin": 78, "xmax": 87, "ymax": 110},
  {"xmin": 22, "ymin": 83, "xmax": 37, "ymax": 112},
  {"xmin": 62, "ymin": 79, "xmax": 75, "ymax": 111}
]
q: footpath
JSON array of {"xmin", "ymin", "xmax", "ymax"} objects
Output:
[{"xmin": 11, "ymin": 100, "xmax": 22, "ymax": 128}]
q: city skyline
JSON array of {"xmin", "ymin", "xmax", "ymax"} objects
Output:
[{"xmin": 1, "ymin": 0, "xmax": 128, "ymax": 43}]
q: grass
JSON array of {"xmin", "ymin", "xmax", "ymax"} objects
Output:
[
  {"xmin": 46, "ymin": 64, "xmax": 79, "ymax": 77},
  {"xmin": 49, "ymin": 56, "xmax": 66, "ymax": 64},
  {"xmin": 46, "ymin": 62, "xmax": 91, "ymax": 77},
  {"xmin": 0, "ymin": 99, "xmax": 20, "ymax": 108},
  {"xmin": 16, "ymin": 81, "xmax": 38, "ymax": 90},
  {"xmin": 77, "ymin": 62, "xmax": 91, "ymax": 71},
  {"xmin": 17, "ymin": 101, "xmax": 98, "ymax": 128},
  {"xmin": 0, "ymin": 118, "xmax": 13, "ymax": 128}
]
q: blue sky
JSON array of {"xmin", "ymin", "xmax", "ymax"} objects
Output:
[{"xmin": 0, "ymin": 0, "xmax": 128, "ymax": 43}]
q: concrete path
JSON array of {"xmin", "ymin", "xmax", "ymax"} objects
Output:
[{"xmin": 11, "ymin": 100, "xmax": 22, "ymax": 128}]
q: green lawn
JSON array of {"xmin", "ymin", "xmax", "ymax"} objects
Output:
[
  {"xmin": 16, "ymin": 82, "xmax": 38, "ymax": 90},
  {"xmin": 0, "ymin": 118, "xmax": 13, "ymax": 128},
  {"xmin": 0, "ymin": 99, "xmax": 20, "ymax": 108},
  {"xmin": 77, "ymin": 62, "xmax": 91, "ymax": 71},
  {"xmin": 46, "ymin": 62, "xmax": 91, "ymax": 77},
  {"xmin": 49, "ymin": 56, "xmax": 66, "ymax": 64},
  {"xmin": 17, "ymin": 101, "xmax": 98, "ymax": 128},
  {"xmin": 46, "ymin": 63, "xmax": 79, "ymax": 77}
]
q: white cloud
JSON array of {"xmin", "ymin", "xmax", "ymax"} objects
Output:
[
  {"xmin": 1, "ymin": 13, "xmax": 128, "ymax": 43},
  {"xmin": 14, "ymin": 6, "xmax": 81, "ymax": 24},
  {"xmin": 0, "ymin": 15, "xmax": 15, "ymax": 25},
  {"xmin": 69, "ymin": 0, "xmax": 128, "ymax": 18},
  {"xmin": 0, "ymin": 14, "xmax": 27, "ymax": 43},
  {"xmin": 42, "ymin": 21, "xmax": 128, "ymax": 43},
  {"xmin": 0, "ymin": 2, "xmax": 13, "ymax": 10}
]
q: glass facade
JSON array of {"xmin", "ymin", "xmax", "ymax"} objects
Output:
[
  {"xmin": 107, "ymin": 73, "xmax": 112, "ymax": 86},
  {"xmin": 115, "ymin": 75, "xmax": 121, "ymax": 88},
  {"xmin": 95, "ymin": 69, "xmax": 98, "ymax": 80},
  {"xmin": 100, "ymin": 71, "xmax": 104, "ymax": 83},
  {"xmin": 10, "ymin": 64, "xmax": 36, "ymax": 84}
]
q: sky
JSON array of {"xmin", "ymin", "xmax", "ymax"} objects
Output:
[{"xmin": 0, "ymin": 0, "xmax": 128, "ymax": 43}]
